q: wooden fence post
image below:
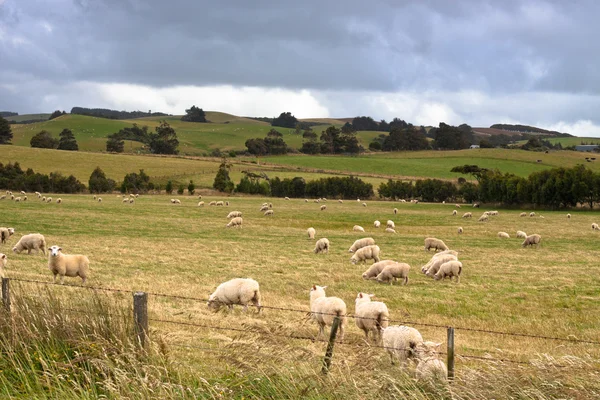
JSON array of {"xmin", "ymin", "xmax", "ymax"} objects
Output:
[
  {"xmin": 2, "ymin": 278, "xmax": 10, "ymax": 312},
  {"xmin": 321, "ymin": 316, "xmax": 341, "ymax": 374},
  {"xmin": 133, "ymin": 292, "xmax": 148, "ymax": 349},
  {"xmin": 447, "ymin": 326, "xmax": 455, "ymax": 380}
]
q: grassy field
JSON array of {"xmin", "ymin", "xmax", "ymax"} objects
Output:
[
  {"xmin": 0, "ymin": 194, "xmax": 599, "ymax": 398},
  {"xmin": 4, "ymin": 113, "xmax": 50, "ymax": 122},
  {"xmin": 547, "ymin": 136, "xmax": 600, "ymax": 146}
]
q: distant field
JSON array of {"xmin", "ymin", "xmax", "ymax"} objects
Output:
[
  {"xmin": 5, "ymin": 113, "xmax": 51, "ymax": 122},
  {"xmin": 547, "ymin": 136, "xmax": 600, "ymax": 146}
]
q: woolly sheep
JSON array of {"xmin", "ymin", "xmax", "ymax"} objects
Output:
[
  {"xmin": 207, "ymin": 278, "xmax": 262, "ymax": 313},
  {"xmin": 416, "ymin": 357, "xmax": 448, "ymax": 384},
  {"xmin": 304, "ymin": 199, "xmax": 308, "ymax": 202},
  {"xmin": 122, "ymin": 198, "xmax": 129, "ymax": 203},
  {"xmin": 0, "ymin": 195, "xmax": 4, "ymax": 200},
  {"xmin": 362, "ymin": 202, "xmax": 367, "ymax": 207},
  {"xmin": 97, "ymin": 198, "xmax": 102, "ymax": 203},
  {"xmin": 516, "ymin": 230, "xmax": 527, "ymax": 238},
  {"xmin": 0, "ymin": 227, "xmax": 15, "ymax": 244},
  {"xmin": 129, "ymin": 198, "xmax": 134, "ymax": 204},
  {"xmin": 384, "ymin": 228, "xmax": 396, "ymax": 234},
  {"xmin": 313, "ymin": 238, "xmax": 330, "ymax": 254},
  {"xmin": 353, "ymin": 225, "xmax": 365, "ymax": 232},
  {"xmin": 0, "ymin": 253, "xmax": 6, "ymax": 278},
  {"xmin": 10, "ymin": 195, "xmax": 14, "ymax": 200},
  {"xmin": 23, "ymin": 196, "xmax": 27, "ymax": 201},
  {"xmin": 350, "ymin": 245, "xmax": 381, "ymax": 265},
  {"xmin": 225, "ymin": 201, "xmax": 229, "ymax": 206},
  {"xmin": 338, "ymin": 199, "xmax": 343, "ymax": 203},
  {"xmin": 209, "ymin": 201, "xmax": 217, "ymax": 206},
  {"xmin": 357, "ymin": 198, "xmax": 360, "ymax": 202},
  {"xmin": 42, "ymin": 196, "xmax": 46, "ymax": 202},
  {"xmin": 268, "ymin": 203, "xmax": 272, "ymax": 208},
  {"xmin": 498, "ymin": 231, "xmax": 510, "ymax": 239},
  {"xmin": 386, "ymin": 220, "xmax": 395, "ymax": 229},
  {"xmin": 93, "ymin": 195, "xmax": 97, "ymax": 200},
  {"xmin": 455, "ymin": 204, "xmax": 461, "ymax": 208},
  {"xmin": 264, "ymin": 209, "xmax": 274, "ymax": 216},
  {"xmin": 307, "ymin": 227, "xmax": 316, "ymax": 239},
  {"xmin": 529, "ymin": 212, "xmax": 535, "ymax": 217},
  {"xmin": 423, "ymin": 253, "xmax": 458, "ymax": 277},
  {"xmin": 374, "ymin": 220, "xmax": 381, "ymax": 228},
  {"xmin": 14, "ymin": 197, "xmax": 21, "ymax": 202},
  {"xmin": 46, "ymin": 197, "xmax": 52, "ymax": 203},
  {"xmin": 472, "ymin": 203, "xmax": 479, "ymax": 208},
  {"xmin": 434, "ymin": 260, "xmax": 462, "ymax": 282},
  {"xmin": 382, "ymin": 325, "xmax": 424, "ymax": 365},
  {"xmin": 198, "ymin": 201, "xmax": 204, "ymax": 206},
  {"xmin": 285, "ymin": 197, "xmax": 290, "ymax": 200},
  {"xmin": 35, "ymin": 191, "xmax": 41, "ymax": 197},
  {"xmin": 13, "ymin": 233, "xmax": 46, "ymax": 255},
  {"xmin": 424, "ymin": 238, "xmax": 449, "ymax": 252},
  {"xmin": 400, "ymin": 199, "xmax": 406, "ymax": 203},
  {"xmin": 354, "ymin": 293, "xmax": 389, "ymax": 341},
  {"xmin": 520, "ymin": 212, "xmax": 527, "ymax": 217},
  {"xmin": 56, "ymin": 198, "xmax": 62, "ymax": 204},
  {"xmin": 20, "ymin": 191, "xmax": 25, "ymax": 195},
  {"xmin": 489, "ymin": 211, "xmax": 499, "ymax": 216},
  {"xmin": 592, "ymin": 223, "xmax": 599, "ymax": 231},
  {"xmin": 48, "ymin": 245, "xmax": 89, "ymax": 284},
  {"xmin": 259, "ymin": 205, "xmax": 269, "ymax": 212},
  {"xmin": 362, "ymin": 260, "xmax": 396, "ymax": 280},
  {"xmin": 309, "ymin": 285, "xmax": 347, "ymax": 340},
  {"xmin": 522, "ymin": 234, "xmax": 542, "ymax": 248},
  {"xmin": 567, "ymin": 213, "xmax": 571, "ymax": 219},
  {"xmin": 227, "ymin": 211, "xmax": 242, "ymax": 219},
  {"xmin": 216, "ymin": 201, "xmax": 224, "ymax": 206},
  {"xmin": 462, "ymin": 212, "xmax": 472, "ymax": 218},
  {"xmin": 393, "ymin": 208, "xmax": 398, "ymax": 214},
  {"xmin": 320, "ymin": 205, "xmax": 327, "ymax": 211},
  {"xmin": 225, "ymin": 217, "xmax": 243, "ymax": 228},
  {"xmin": 198, "ymin": 195, "xmax": 202, "ymax": 200},
  {"xmin": 452, "ymin": 210, "xmax": 457, "ymax": 216},
  {"xmin": 478, "ymin": 214, "xmax": 489, "ymax": 222},
  {"xmin": 457, "ymin": 227, "xmax": 463, "ymax": 234},
  {"xmin": 376, "ymin": 262, "xmax": 410, "ymax": 285},
  {"xmin": 348, "ymin": 237, "xmax": 375, "ymax": 253}
]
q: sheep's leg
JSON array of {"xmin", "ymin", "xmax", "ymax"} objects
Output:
[
  {"xmin": 228, "ymin": 304, "xmax": 234, "ymax": 311},
  {"xmin": 59, "ymin": 275, "xmax": 64, "ymax": 285},
  {"xmin": 27, "ymin": 248, "xmax": 31, "ymax": 255},
  {"xmin": 404, "ymin": 276, "xmax": 409, "ymax": 285},
  {"xmin": 52, "ymin": 274, "xmax": 57, "ymax": 283},
  {"xmin": 243, "ymin": 304, "xmax": 248, "ymax": 312}
]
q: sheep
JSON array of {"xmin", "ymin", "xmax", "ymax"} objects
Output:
[
  {"xmin": 47, "ymin": 245, "xmax": 89, "ymax": 284},
  {"xmin": 349, "ymin": 237, "xmax": 376, "ymax": 253},
  {"xmin": 434, "ymin": 260, "xmax": 462, "ymax": 282},
  {"xmin": 385, "ymin": 228, "xmax": 396, "ymax": 234},
  {"xmin": 322, "ymin": 197, "xmax": 327, "ymax": 202},
  {"xmin": 14, "ymin": 197, "xmax": 21, "ymax": 202},
  {"xmin": 122, "ymin": 198, "xmax": 129, "ymax": 203},
  {"xmin": 354, "ymin": 293, "xmax": 389, "ymax": 341},
  {"xmin": 362, "ymin": 260, "xmax": 396, "ymax": 280},
  {"xmin": 478, "ymin": 214, "xmax": 489, "ymax": 222},
  {"xmin": 472, "ymin": 203, "xmax": 480, "ymax": 208},
  {"xmin": 227, "ymin": 211, "xmax": 242, "ymax": 219},
  {"xmin": 198, "ymin": 195, "xmax": 202, "ymax": 200},
  {"xmin": 207, "ymin": 278, "xmax": 262, "ymax": 313},
  {"xmin": 462, "ymin": 212, "xmax": 472, "ymax": 218},
  {"xmin": 10, "ymin": 195, "xmax": 14, "ymax": 200},
  {"xmin": 198, "ymin": 201, "xmax": 205, "ymax": 206},
  {"xmin": 304, "ymin": 199, "xmax": 308, "ymax": 202},
  {"xmin": 46, "ymin": 197, "xmax": 52, "ymax": 203},
  {"xmin": 452, "ymin": 210, "xmax": 457, "ymax": 216},
  {"xmin": 516, "ymin": 230, "xmax": 527, "ymax": 238},
  {"xmin": 0, "ymin": 195, "xmax": 4, "ymax": 200},
  {"xmin": 498, "ymin": 231, "xmax": 510, "ymax": 239},
  {"xmin": 225, "ymin": 217, "xmax": 243, "ymax": 228},
  {"xmin": 338, "ymin": 199, "xmax": 343, "ymax": 203},
  {"xmin": 42, "ymin": 196, "xmax": 46, "ymax": 202},
  {"xmin": 268, "ymin": 203, "xmax": 272, "ymax": 208},
  {"xmin": 376, "ymin": 262, "xmax": 410, "ymax": 285},
  {"xmin": 0, "ymin": 253, "xmax": 6, "ymax": 278},
  {"xmin": 382, "ymin": 325, "xmax": 424, "ymax": 365},
  {"xmin": 424, "ymin": 238, "xmax": 449, "ymax": 252},
  {"xmin": 314, "ymin": 199, "xmax": 320, "ymax": 203},
  {"xmin": 309, "ymin": 285, "xmax": 346, "ymax": 340},
  {"xmin": 374, "ymin": 220, "xmax": 381, "ymax": 228},
  {"xmin": 592, "ymin": 223, "xmax": 600, "ymax": 231},
  {"xmin": 455, "ymin": 204, "xmax": 461, "ymax": 208},
  {"xmin": 520, "ymin": 212, "xmax": 527, "ymax": 217},
  {"xmin": 307, "ymin": 227, "xmax": 316, "ymax": 239},
  {"xmin": 209, "ymin": 201, "xmax": 217, "ymax": 206},
  {"xmin": 225, "ymin": 201, "xmax": 229, "ymax": 206},
  {"xmin": 35, "ymin": 191, "xmax": 41, "ymax": 197},
  {"xmin": 415, "ymin": 357, "xmax": 448, "ymax": 384},
  {"xmin": 56, "ymin": 198, "xmax": 62, "ymax": 204},
  {"xmin": 386, "ymin": 220, "xmax": 395, "ymax": 229},
  {"xmin": 489, "ymin": 211, "xmax": 499, "ymax": 216},
  {"xmin": 12, "ymin": 233, "xmax": 46, "ymax": 255},
  {"xmin": 522, "ymin": 234, "xmax": 542, "ymax": 248},
  {"xmin": 20, "ymin": 191, "xmax": 25, "ymax": 195},
  {"xmin": 93, "ymin": 195, "xmax": 97, "ymax": 200},
  {"xmin": 320, "ymin": 205, "xmax": 327, "ymax": 211},
  {"xmin": 393, "ymin": 208, "xmax": 398, "ymax": 214},
  {"xmin": 350, "ymin": 245, "xmax": 381, "ymax": 265},
  {"xmin": 362, "ymin": 202, "xmax": 367, "ymax": 207},
  {"xmin": 357, "ymin": 198, "xmax": 360, "ymax": 202},
  {"xmin": 529, "ymin": 212, "xmax": 535, "ymax": 217},
  {"xmin": 0, "ymin": 227, "xmax": 15, "ymax": 244},
  {"xmin": 129, "ymin": 198, "xmax": 134, "ymax": 204},
  {"xmin": 264, "ymin": 210, "xmax": 274, "ymax": 216},
  {"xmin": 284, "ymin": 197, "xmax": 290, "ymax": 200},
  {"xmin": 97, "ymin": 198, "xmax": 102, "ymax": 203},
  {"xmin": 23, "ymin": 196, "xmax": 27, "ymax": 201},
  {"xmin": 313, "ymin": 238, "xmax": 330, "ymax": 254},
  {"xmin": 259, "ymin": 205, "xmax": 269, "ymax": 212},
  {"xmin": 353, "ymin": 225, "xmax": 365, "ymax": 232},
  {"xmin": 567, "ymin": 213, "xmax": 571, "ymax": 219},
  {"xmin": 423, "ymin": 253, "xmax": 459, "ymax": 277},
  {"xmin": 457, "ymin": 227, "xmax": 463, "ymax": 234},
  {"xmin": 171, "ymin": 199, "xmax": 181, "ymax": 204},
  {"xmin": 216, "ymin": 201, "xmax": 224, "ymax": 206}
]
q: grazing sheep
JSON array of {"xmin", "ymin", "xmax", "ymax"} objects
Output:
[
  {"xmin": 122, "ymin": 198, "xmax": 129, "ymax": 203},
  {"xmin": 338, "ymin": 199, "xmax": 343, "ymax": 203},
  {"xmin": 12, "ymin": 233, "xmax": 46, "ymax": 255},
  {"xmin": 48, "ymin": 245, "xmax": 89, "ymax": 284},
  {"xmin": 416, "ymin": 357, "xmax": 448, "ymax": 384},
  {"xmin": 516, "ymin": 230, "xmax": 527, "ymax": 238},
  {"xmin": 348, "ymin": 237, "xmax": 376, "ymax": 253},
  {"xmin": 268, "ymin": 203, "xmax": 272, "ymax": 208},
  {"xmin": 354, "ymin": 293, "xmax": 389, "ymax": 341},
  {"xmin": 171, "ymin": 199, "xmax": 181, "ymax": 204},
  {"xmin": 46, "ymin": 197, "xmax": 52, "ymax": 203},
  {"xmin": 42, "ymin": 196, "xmax": 47, "ymax": 202},
  {"xmin": 434, "ymin": 260, "xmax": 462, "ymax": 282},
  {"xmin": 423, "ymin": 253, "xmax": 459, "ymax": 277},
  {"xmin": 320, "ymin": 205, "xmax": 327, "ymax": 211},
  {"xmin": 227, "ymin": 211, "xmax": 242, "ymax": 219},
  {"xmin": 350, "ymin": 245, "xmax": 381, "ymax": 265},
  {"xmin": 285, "ymin": 197, "xmax": 290, "ymax": 200},
  {"xmin": 393, "ymin": 208, "xmax": 398, "ymax": 215},
  {"xmin": 14, "ymin": 197, "xmax": 21, "ymax": 202},
  {"xmin": 592, "ymin": 223, "xmax": 599, "ymax": 231},
  {"xmin": 264, "ymin": 209, "xmax": 274, "ymax": 216},
  {"xmin": 307, "ymin": 227, "xmax": 316, "ymax": 239},
  {"xmin": 313, "ymin": 238, "xmax": 330, "ymax": 254},
  {"xmin": 304, "ymin": 199, "xmax": 308, "ymax": 202},
  {"xmin": 225, "ymin": 201, "xmax": 229, "ymax": 206},
  {"xmin": 0, "ymin": 227, "xmax": 15, "ymax": 244},
  {"xmin": 382, "ymin": 325, "xmax": 424, "ymax": 365},
  {"xmin": 489, "ymin": 211, "xmax": 499, "ymax": 216},
  {"xmin": 216, "ymin": 201, "xmax": 224, "ymax": 206},
  {"xmin": 520, "ymin": 212, "xmax": 527, "ymax": 217},
  {"xmin": 498, "ymin": 231, "xmax": 510, "ymax": 239},
  {"xmin": 357, "ymin": 198, "xmax": 360, "ymax": 202},
  {"xmin": 0, "ymin": 253, "xmax": 6, "ymax": 278},
  {"xmin": 129, "ymin": 198, "xmax": 134, "ymax": 204},
  {"xmin": 462, "ymin": 212, "xmax": 472, "ymax": 218},
  {"xmin": 567, "ymin": 213, "xmax": 571, "ymax": 219},
  {"xmin": 457, "ymin": 227, "xmax": 463, "ymax": 234},
  {"xmin": 362, "ymin": 260, "xmax": 396, "ymax": 280},
  {"xmin": 452, "ymin": 210, "xmax": 457, "ymax": 216},
  {"xmin": 93, "ymin": 195, "xmax": 97, "ymax": 200},
  {"xmin": 455, "ymin": 204, "xmax": 461, "ymax": 208},
  {"xmin": 56, "ymin": 198, "xmax": 62, "ymax": 204},
  {"xmin": 478, "ymin": 214, "xmax": 489, "ymax": 222},
  {"xmin": 473, "ymin": 203, "xmax": 480, "ymax": 208},
  {"xmin": 209, "ymin": 201, "xmax": 217, "ymax": 206},
  {"xmin": 97, "ymin": 198, "xmax": 102, "ymax": 203},
  {"xmin": 309, "ymin": 285, "xmax": 347, "ymax": 340},
  {"xmin": 0, "ymin": 195, "xmax": 5, "ymax": 200},
  {"xmin": 10, "ymin": 195, "xmax": 14, "ymax": 200},
  {"xmin": 20, "ymin": 191, "xmax": 25, "ymax": 195},
  {"xmin": 198, "ymin": 201, "xmax": 204, "ymax": 206},
  {"xmin": 35, "ymin": 192, "xmax": 41, "ymax": 197},
  {"xmin": 362, "ymin": 202, "xmax": 367, "ymax": 207},
  {"xmin": 225, "ymin": 217, "xmax": 243, "ymax": 229},
  {"xmin": 385, "ymin": 228, "xmax": 396, "ymax": 234},
  {"xmin": 529, "ymin": 212, "xmax": 535, "ymax": 217},
  {"xmin": 353, "ymin": 225, "xmax": 365, "ymax": 232},
  {"xmin": 424, "ymin": 238, "xmax": 449, "ymax": 252},
  {"xmin": 386, "ymin": 220, "xmax": 395, "ymax": 229},
  {"xmin": 376, "ymin": 262, "xmax": 410, "ymax": 285},
  {"xmin": 259, "ymin": 205, "xmax": 269, "ymax": 212},
  {"xmin": 23, "ymin": 196, "xmax": 27, "ymax": 201},
  {"xmin": 207, "ymin": 278, "xmax": 262, "ymax": 313},
  {"xmin": 374, "ymin": 220, "xmax": 381, "ymax": 228},
  {"xmin": 522, "ymin": 234, "xmax": 542, "ymax": 248},
  {"xmin": 197, "ymin": 195, "xmax": 202, "ymax": 200}
]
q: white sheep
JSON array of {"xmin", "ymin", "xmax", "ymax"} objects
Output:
[
  {"xmin": 259, "ymin": 205, "xmax": 269, "ymax": 212},
  {"xmin": 452, "ymin": 210, "xmax": 457, "ymax": 216},
  {"xmin": 0, "ymin": 227, "xmax": 15, "ymax": 244},
  {"xmin": 393, "ymin": 208, "xmax": 398, "ymax": 214},
  {"xmin": 338, "ymin": 199, "xmax": 343, "ymax": 203},
  {"xmin": 42, "ymin": 196, "xmax": 46, "ymax": 202},
  {"xmin": 386, "ymin": 220, "xmax": 395, "ymax": 229},
  {"xmin": 207, "ymin": 278, "xmax": 262, "ymax": 313},
  {"xmin": 20, "ymin": 191, "xmax": 25, "ymax": 195},
  {"xmin": 362, "ymin": 202, "xmax": 367, "ymax": 207},
  {"xmin": 455, "ymin": 204, "xmax": 461, "ymax": 208},
  {"xmin": 93, "ymin": 195, "xmax": 98, "ymax": 200},
  {"xmin": 529, "ymin": 212, "xmax": 535, "ymax": 217},
  {"xmin": 48, "ymin": 245, "xmax": 89, "ymax": 284},
  {"xmin": 434, "ymin": 260, "xmax": 462, "ymax": 282},
  {"xmin": 520, "ymin": 212, "xmax": 527, "ymax": 217},
  {"xmin": 23, "ymin": 196, "xmax": 27, "ymax": 201},
  {"xmin": 516, "ymin": 230, "xmax": 527, "ymax": 238},
  {"xmin": 457, "ymin": 227, "xmax": 463, "ymax": 234},
  {"xmin": 122, "ymin": 198, "xmax": 128, "ymax": 203},
  {"xmin": 313, "ymin": 238, "xmax": 330, "ymax": 254},
  {"xmin": 56, "ymin": 198, "xmax": 62, "ymax": 204},
  {"xmin": 14, "ymin": 197, "xmax": 21, "ymax": 202},
  {"xmin": 46, "ymin": 197, "xmax": 52, "ymax": 203},
  {"xmin": 498, "ymin": 231, "xmax": 510, "ymax": 239},
  {"xmin": 522, "ymin": 234, "xmax": 541, "ymax": 248},
  {"xmin": 268, "ymin": 203, "xmax": 272, "ymax": 208},
  {"xmin": 376, "ymin": 262, "xmax": 410, "ymax": 285},
  {"xmin": 592, "ymin": 223, "xmax": 599, "ymax": 231},
  {"xmin": 225, "ymin": 217, "xmax": 243, "ymax": 228},
  {"xmin": 173, "ymin": 199, "xmax": 181, "ymax": 204},
  {"xmin": 216, "ymin": 201, "xmax": 224, "ymax": 206},
  {"xmin": 374, "ymin": 220, "xmax": 381, "ymax": 228},
  {"xmin": 309, "ymin": 285, "xmax": 346, "ymax": 340},
  {"xmin": 307, "ymin": 227, "xmax": 316, "ymax": 239},
  {"xmin": 462, "ymin": 212, "xmax": 472, "ymax": 218},
  {"xmin": 98, "ymin": 198, "xmax": 102, "ymax": 203},
  {"xmin": 424, "ymin": 237, "xmax": 449, "ymax": 252},
  {"xmin": 416, "ymin": 357, "xmax": 448, "ymax": 384},
  {"xmin": 382, "ymin": 325, "xmax": 424, "ymax": 365},
  {"xmin": 227, "ymin": 211, "xmax": 242, "ymax": 219},
  {"xmin": 198, "ymin": 195, "xmax": 202, "ymax": 200},
  {"xmin": 12, "ymin": 233, "xmax": 46, "ymax": 255},
  {"xmin": 362, "ymin": 260, "xmax": 396, "ymax": 280},
  {"xmin": 478, "ymin": 214, "xmax": 489, "ymax": 222},
  {"xmin": 567, "ymin": 213, "xmax": 571, "ymax": 219},
  {"xmin": 0, "ymin": 195, "xmax": 5, "ymax": 200},
  {"xmin": 320, "ymin": 205, "xmax": 327, "ymax": 211},
  {"xmin": 198, "ymin": 201, "xmax": 205, "ymax": 206},
  {"xmin": 264, "ymin": 209, "xmax": 274, "ymax": 216},
  {"xmin": 209, "ymin": 201, "xmax": 217, "ymax": 206},
  {"xmin": 348, "ymin": 237, "xmax": 375, "ymax": 253},
  {"xmin": 285, "ymin": 197, "xmax": 290, "ymax": 200},
  {"xmin": 353, "ymin": 225, "xmax": 365, "ymax": 232},
  {"xmin": 423, "ymin": 253, "xmax": 459, "ymax": 277},
  {"xmin": 384, "ymin": 228, "xmax": 396, "ymax": 234},
  {"xmin": 225, "ymin": 201, "xmax": 229, "ymax": 206},
  {"xmin": 354, "ymin": 293, "xmax": 389, "ymax": 341},
  {"xmin": 350, "ymin": 245, "xmax": 381, "ymax": 265},
  {"xmin": 304, "ymin": 199, "xmax": 308, "ymax": 202},
  {"xmin": 0, "ymin": 253, "xmax": 6, "ymax": 278}
]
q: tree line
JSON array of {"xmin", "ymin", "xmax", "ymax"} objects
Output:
[
  {"xmin": 0, "ymin": 162, "xmax": 84, "ymax": 193},
  {"xmin": 71, "ymin": 107, "xmax": 170, "ymax": 120}
]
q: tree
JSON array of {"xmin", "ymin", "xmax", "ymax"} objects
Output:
[
  {"xmin": 49, "ymin": 110, "xmax": 66, "ymax": 120},
  {"xmin": 57, "ymin": 128, "xmax": 78, "ymax": 151},
  {"xmin": 148, "ymin": 121, "xmax": 179, "ymax": 154},
  {"xmin": 272, "ymin": 112, "xmax": 298, "ymax": 128},
  {"xmin": 120, "ymin": 169, "xmax": 151, "ymax": 193},
  {"xmin": 181, "ymin": 105, "xmax": 207, "ymax": 122},
  {"xmin": 88, "ymin": 167, "xmax": 116, "ymax": 193},
  {"xmin": 30, "ymin": 130, "xmax": 58, "ymax": 148},
  {"xmin": 0, "ymin": 116, "xmax": 13, "ymax": 144},
  {"xmin": 187, "ymin": 180, "xmax": 195, "ymax": 195},
  {"xmin": 106, "ymin": 135, "xmax": 125, "ymax": 153},
  {"xmin": 451, "ymin": 165, "xmax": 489, "ymax": 182},
  {"xmin": 213, "ymin": 158, "xmax": 234, "ymax": 192},
  {"xmin": 433, "ymin": 123, "xmax": 473, "ymax": 150},
  {"xmin": 177, "ymin": 184, "xmax": 185, "ymax": 195},
  {"xmin": 245, "ymin": 138, "xmax": 268, "ymax": 156},
  {"xmin": 165, "ymin": 180, "xmax": 173, "ymax": 194}
]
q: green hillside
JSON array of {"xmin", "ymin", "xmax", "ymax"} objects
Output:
[
  {"xmin": 547, "ymin": 136, "xmax": 600, "ymax": 146},
  {"xmin": 5, "ymin": 113, "xmax": 51, "ymax": 122}
]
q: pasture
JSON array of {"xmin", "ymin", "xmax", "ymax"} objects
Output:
[{"xmin": 1, "ymin": 193, "xmax": 599, "ymax": 398}]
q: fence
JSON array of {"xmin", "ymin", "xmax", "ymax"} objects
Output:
[{"xmin": 2, "ymin": 276, "xmax": 599, "ymax": 379}]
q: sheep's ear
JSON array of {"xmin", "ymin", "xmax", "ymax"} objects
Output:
[
  {"xmin": 58, "ymin": 247, "xmax": 62, "ymax": 252},
  {"xmin": 321, "ymin": 286, "xmax": 327, "ymax": 290},
  {"xmin": 1, "ymin": 254, "xmax": 5, "ymax": 259},
  {"xmin": 368, "ymin": 293, "xmax": 375, "ymax": 298},
  {"xmin": 358, "ymin": 293, "xmax": 363, "ymax": 298},
  {"xmin": 311, "ymin": 285, "xmax": 316, "ymax": 290}
]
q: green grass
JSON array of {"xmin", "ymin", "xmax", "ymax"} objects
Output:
[
  {"xmin": 5, "ymin": 113, "xmax": 50, "ymax": 122},
  {"xmin": 547, "ymin": 136, "xmax": 600, "ymax": 146}
]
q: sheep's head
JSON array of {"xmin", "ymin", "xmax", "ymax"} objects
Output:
[
  {"xmin": 433, "ymin": 272, "xmax": 442, "ymax": 281},
  {"xmin": 0, "ymin": 253, "xmax": 6, "ymax": 266},
  {"xmin": 49, "ymin": 246, "xmax": 62, "ymax": 257},
  {"xmin": 207, "ymin": 294, "xmax": 221, "ymax": 312},
  {"xmin": 7, "ymin": 228, "xmax": 14, "ymax": 235},
  {"xmin": 309, "ymin": 285, "xmax": 326, "ymax": 299},
  {"xmin": 350, "ymin": 255, "xmax": 358, "ymax": 265},
  {"xmin": 11, "ymin": 247, "xmax": 17, "ymax": 254}
]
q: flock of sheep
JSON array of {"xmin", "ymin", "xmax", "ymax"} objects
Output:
[{"xmin": 1, "ymin": 190, "xmax": 62, "ymax": 204}]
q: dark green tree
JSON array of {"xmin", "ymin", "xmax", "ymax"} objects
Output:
[
  {"xmin": 106, "ymin": 135, "xmax": 125, "ymax": 153},
  {"xmin": 30, "ymin": 130, "xmax": 59, "ymax": 148},
  {"xmin": 245, "ymin": 138, "xmax": 268, "ymax": 155},
  {"xmin": 181, "ymin": 105, "xmax": 207, "ymax": 122},
  {"xmin": 120, "ymin": 169, "xmax": 151, "ymax": 193},
  {"xmin": 0, "ymin": 116, "xmax": 13, "ymax": 144},
  {"xmin": 165, "ymin": 180, "xmax": 173, "ymax": 194},
  {"xmin": 177, "ymin": 184, "xmax": 185, "ymax": 195},
  {"xmin": 148, "ymin": 121, "xmax": 179, "ymax": 154},
  {"xmin": 49, "ymin": 110, "xmax": 66, "ymax": 120},
  {"xmin": 433, "ymin": 122, "xmax": 473, "ymax": 150},
  {"xmin": 88, "ymin": 166, "xmax": 116, "ymax": 193},
  {"xmin": 272, "ymin": 112, "xmax": 298, "ymax": 128},
  {"xmin": 187, "ymin": 180, "xmax": 195, "ymax": 195},
  {"xmin": 213, "ymin": 158, "xmax": 234, "ymax": 192},
  {"xmin": 57, "ymin": 128, "xmax": 78, "ymax": 151}
]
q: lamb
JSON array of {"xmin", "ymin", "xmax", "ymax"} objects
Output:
[
  {"xmin": 209, "ymin": 201, "xmax": 217, "ymax": 206},
  {"xmin": 415, "ymin": 357, "xmax": 448, "ymax": 384},
  {"xmin": 452, "ymin": 210, "xmax": 457, "ymax": 216},
  {"xmin": 522, "ymin": 234, "xmax": 542, "ymax": 248},
  {"xmin": 376, "ymin": 262, "xmax": 410, "ymax": 285},
  {"xmin": 457, "ymin": 227, "xmax": 463, "ymax": 234},
  {"xmin": 353, "ymin": 225, "xmax": 365, "ymax": 232},
  {"xmin": 0, "ymin": 227, "xmax": 15, "ymax": 244},
  {"xmin": 393, "ymin": 208, "xmax": 398, "ymax": 214},
  {"xmin": 434, "ymin": 260, "xmax": 462, "ymax": 282},
  {"xmin": 216, "ymin": 201, "xmax": 224, "ymax": 206},
  {"xmin": 307, "ymin": 227, "xmax": 316, "ymax": 239},
  {"xmin": 320, "ymin": 205, "xmax": 327, "ymax": 211},
  {"xmin": 0, "ymin": 253, "xmax": 6, "ymax": 277},
  {"xmin": 386, "ymin": 220, "xmax": 395, "ymax": 229},
  {"xmin": 520, "ymin": 212, "xmax": 527, "ymax": 217},
  {"xmin": 198, "ymin": 201, "xmax": 205, "ymax": 206},
  {"xmin": 362, "ymin": 260, "xmax": 396, "ymax": 280},
  {"xmin": 498, "ymin": 231, "xmax": 510, "ymax": 239},
  {"xmin": 374, "ymin": 220, "xmax": 381, "ymax": 228},
  {"xmin": 462, "ymin": 212, "xmax": 472, "ymax": 218},
  {"xmin": 48, "ymin": 245, "xmax": 89, "ymax": 284},
  {"xmin": 478, "ymin": 214, "xmax": 489, "ymax": 222},
  {"xmin": 14, "ymin": 197, "xmax": 21, "ymax": 202},
  {"xmin": 385, "ymin": 228, "xmax": 396, "ymax": 234},
  {"xmin": 382, "ymin": 325, "xmax": 424, "ymax": 365},
  {"xmin": 338, "ymin": 199, "xmax": 343, "ymax": 203},
  {"xmin": 455, "ymin": 204, "xmax": 461, "ymax": 208},
  {"xmin": 350, "ymin": 245, "xmax": 381, "ymax": 265},
  {"xmin": 56, "ymin": 198, "xmax": 62, "ymax": 204},
  {"xmin": 592, "ymin": 223, "xmax": 599, "ymax": 231},
  {"xmin": 259, "ymin": 205, "xmax": 269, "ymax": 212},
  {"xmin": 46, "ymin": 197, "xmax": 52, "ymax": 203},
  {"xmin": 354, "ymin": 293, "xmax": 389, "ymax": 341},
  {"xmin": 362, "ymin": 202, "xmax": 367, "ymax": 207},
  {"xmin": 423, "ymin": 253, "xmax": 459, "ymax": 277},
  {"xmin": 424, "ymin": 238, "xmax": 449, "ymax": 252},
  {"xmin": 227, "ymin": 211, "xmax": 242, "ymax": 219},
  {"xmin": 129, "ymin": 198, "xmax": 134, "ymax": 204},
  {"xmin": 313, "ymin": 238, "xmax": 330, "ymax": 254},
  {"xmin": 348, "ymin": 237, "xmax": 375, "ymax": 253},
  {"xmin": 225, "ymin": 217, "xmax": 243, "ymax": 228},
  {"xmin": 207, "ymin": 278, "xmax": 262, "ymax": 313},
  {"xmin": 12, "ymin": 233, "xmax": 46, "ymax": 255},
  {"xmin": 309, "ymin": 285, "xmax": 346, "ymax": 340},
  {"xmin": 516, "ymin": 230, "xmax": 527, "ymax": 238},
  {"xmin": 264, "ymin": 210, "xmax": 274, "ymax": 216},
  {"xmin": 529, "ymin": 212, "xmax": 535, "ymax": 217}
]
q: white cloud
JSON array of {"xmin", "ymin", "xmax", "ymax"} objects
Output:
[{"xmin": 543, "ymin": 120, "xmax": 600, "ymax": 138}]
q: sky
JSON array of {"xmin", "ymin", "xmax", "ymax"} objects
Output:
[{"xmin": 1, "ymin": 0, "xmax": 600, "ymax": 136}]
